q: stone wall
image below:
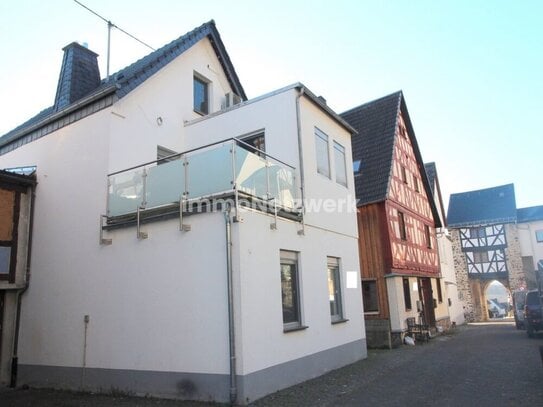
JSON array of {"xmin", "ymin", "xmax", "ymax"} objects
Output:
[
  {"xmin": 505, "ymin": 224, "xmax": 527, "ymax": 291},
  {"xmin": 450, "ymin": 229, "xmax": 475, "ymax": 321}
]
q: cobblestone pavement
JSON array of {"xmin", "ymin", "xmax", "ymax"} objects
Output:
[{"xmin": 1, "ymin": 323, "xmax": 541, "ymax": 406}]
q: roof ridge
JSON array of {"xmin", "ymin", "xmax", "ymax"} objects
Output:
[{"xmin": 341, "ymin": 90, "xmax": 402, "ymax": 116}]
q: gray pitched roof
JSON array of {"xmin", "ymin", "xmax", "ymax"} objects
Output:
[
  {"xmin": 340, "ymin": 91, "xmax": 441, "ymax": 227},
  {"xmin": 0, "ymin": 20, "xmax": 245, "ymax": 152},
  {"xmin": 517, "ymin": 205, "xmax": 543, "ymax": 223},
  {"xmin": 424, "ymin": 162, "xmax": 437, "ymax": 196},
  {"xmin": 447, "ymin": 184, "xmax": 517, "ymax": 228},
  {"xmin": 340, "ymin": 92, "xmax": 401, "ymax": 205}
]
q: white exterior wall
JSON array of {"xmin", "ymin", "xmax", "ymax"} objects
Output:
[
  {"xmin": 518, "ymin": 221, "xmax": 543, "ymax": 269},
  {"xmin": 236, "ymin": 209, "xmax": 363, "ymax": 375},
  {"xmin": 439, "ymin": 233, "xmax": 465, "ymax": 325},
  {"xmin": 386, "ymin": 276, "xmax": 420, "ymax": 332},
  {"xmin": 108, "ymin": 38, "xmax": 235, "ymax": 172}
]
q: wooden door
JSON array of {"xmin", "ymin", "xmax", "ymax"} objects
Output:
[{"xmin": 419, "ymin": 278, "xmax": 436, "ymax": 327}]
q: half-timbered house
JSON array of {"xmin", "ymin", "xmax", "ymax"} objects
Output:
[
  {"xmin": 447, "ymin": 184, "xmax": 529, "ymax": 321},
  {"xmin": 341, "ymin": 92, "xmax": 446, "ymax": 348}
]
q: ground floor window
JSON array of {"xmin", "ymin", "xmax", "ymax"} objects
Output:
[
  {"xmin": 327, "ymin": 257, "xmax": 343, "ymax": 321},
  {"xmin": 280, "ymin": 250, "xmax": 301, "ymax": 328},
  {"xmin": 362, "ymin": 280, "xmax": 378, "ymax": 313},
  {"xmin": 403, "ymin": 277, "xmax": 412, "ymax": 310}
]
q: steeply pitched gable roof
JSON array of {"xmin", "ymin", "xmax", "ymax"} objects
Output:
[
  {"xmin": 517, "ymin": 205, "xmax": 543, "ymax": 223},
  {"xmin": 447, "ymin": 184, "xmax": 517, "ymax": 228},
  {"xmin": 424, "ymin": 162, "xmax": 447, "ymax": 227},
  {"xmin": 340, "ymin": 91, "xmax": 441, "ymax": 227},
  {"xmin": 0, "ymin": 20, "xmax": 245, "ymax": 152},
  {"xmin": 340, "ymin": 92, "xmax": 401, "ymax": 205}
]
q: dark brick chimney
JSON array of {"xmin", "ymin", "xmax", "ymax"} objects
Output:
[{"xmin": 54, "ymin": 42, "xmax": 101, "ymax": 111}]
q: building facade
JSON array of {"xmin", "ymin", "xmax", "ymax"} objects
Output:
[
  {"xmin": 0, "ymin": 21, "xmax": 366, "ymax": 403},
  {"xmin": 447, "ymin": 184, "xmax": 529, "ymax": 322},
  {"xmin": 341, "ymin": 92, "xmax": 448, "ymax": 348}
]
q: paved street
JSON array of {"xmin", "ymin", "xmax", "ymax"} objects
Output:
[{"xmin": 1, "ymin": 322, "xmax": 541, "ymax": 406}]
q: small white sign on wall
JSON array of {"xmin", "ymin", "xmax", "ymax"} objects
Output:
[{"xmin": 346, "ymin": 271, "xmax": 358, "ymax": 288}]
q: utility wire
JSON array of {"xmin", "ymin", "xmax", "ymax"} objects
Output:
[{"xmin": 73, "ymin": 0, "xmax": 156, "ymax": 51}]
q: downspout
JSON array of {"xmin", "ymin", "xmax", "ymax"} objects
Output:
[
  {"xmin": 224, "ymin": 204, "xmax": 237, "ymax": 404},
  {"xmin": 295, "ymin": 86, "xmax": 306, "ymax": 217},
  {"xmin": 10, "ymin": 185, "xmax": 36, "ymax": 388}
]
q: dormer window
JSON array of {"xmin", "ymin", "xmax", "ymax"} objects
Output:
[{"xmin": 193, "ymin": 73, "xmax": 209, "ymax": 115}]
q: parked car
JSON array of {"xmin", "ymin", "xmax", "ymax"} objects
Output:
[
  {"xmin": 512, "ymin": 290, "xmax": 527, "ymax": 329},
  {"xmin": 524, "ymin": 290, "xmax": 543, "ymax": 338}
]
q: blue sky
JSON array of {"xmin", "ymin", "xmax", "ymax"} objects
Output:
[{"xmin": 1, "ymin": 0, "xmax": 541, "ymax": 208}]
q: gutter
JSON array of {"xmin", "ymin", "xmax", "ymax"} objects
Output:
[
  {"xmin": 0, "ymin": 84, "xmax": 118, "ymax": 148},
  {"xmin": 224, "ymin": 205, "xmax": 237, "ymax": 404},
  {"xmin": 10, "ymin": 183, "xmax": 36, "ymax": 387}
]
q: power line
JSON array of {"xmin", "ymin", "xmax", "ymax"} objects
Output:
[{"xmin": 73, "ymin": 0, "xmax": 156, "ymax": 51}]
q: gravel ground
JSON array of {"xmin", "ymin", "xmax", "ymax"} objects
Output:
[{"xmin": 1, "ymin": 323, "xmax": 541, "ymax": 406}]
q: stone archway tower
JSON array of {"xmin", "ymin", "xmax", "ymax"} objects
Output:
[{"xmin": 447, "ymin": 184, "xmax": 527, "ymax": 322}]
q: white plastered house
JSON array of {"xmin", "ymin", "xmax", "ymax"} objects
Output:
[{"xmin": 0, "ymin": 21, "xmax": 366, "ymax": 403}]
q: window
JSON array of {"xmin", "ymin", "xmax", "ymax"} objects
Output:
[
  {"xmin": 327, "ymin": 257, "xmax": 343, "ymax": 321},
  {"xmin": 425, "ymin": 225, "xmax": 432, "ymax": 248},
  {"xmin": 193, "ymin": 74, "xmax": 209, "ymax": 115},
  {"xmin": 362, "ymin": 280, "xmax": 378, "ymax": 313},
  {"xmin": 157, "ymin": 145, "xmax": 178, "ymax": 164},
  {"xmin": 240, "ymin": 131, "xmax": 265, "ymax": 155},
  {"xmin": 469, "ymin": 227, "xmax": 486, "ymax": 239},
  {"xmin": 536, "ymin": 230, "xmax": 543, "ymax": 243},
  {"xmin": 413, "ymin": 175, "xmax": 419, "ymax": 192},
  {"xmin": 403, "ymin": 277, "xmax": 412, "ymax": 310},
  {"xmin": 333, "ymin": 141, "xmax": 347, "ymax": 187},
  {"xmin": 401, "ymin": 166, "xmax": 408, "ymax": 184},
  {"xmin": 0, "ymin": 246, "xmax": 11, "ymax": 275},
  {"xmin": 315, "ymin": 128, "xmax": 330, "ymax": 178},
  {"xmin": 473, "ymin": 251, "xmax": 489, "ymax": 264},
  {"xmin": 436, "ymin": 278, "xmax": 443, "ymax": 303},
  {"xmin": 353, "ymin": 159, "xmax": 361, "ymax": 173},
  {"xmin": 280, "ymin": 250, "xmax": 301, "ymax": 328},
  {"xmin": 398, "ymin": 211, "xmax": 407, "ymax": 241}
]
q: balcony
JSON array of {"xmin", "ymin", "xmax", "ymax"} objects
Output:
[{"xmin": 106, "ymin": 139, "xmax": 300, "ymax": 226}]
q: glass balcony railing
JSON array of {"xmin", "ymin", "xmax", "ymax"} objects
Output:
[{"xmin": 107, "ymin": 139, "xmax": 298, "ymax": 217}]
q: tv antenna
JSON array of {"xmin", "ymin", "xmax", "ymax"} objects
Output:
[{"xmin": 73, "ymin": 0, "xmax": 156, "ymax": 81}]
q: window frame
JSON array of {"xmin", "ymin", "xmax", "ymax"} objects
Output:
[
  {"xmin": 280, "ymin": 250, "xmax": 304, "ymax": 331},
  {"xmin": 333, "ymin": 141, "xmax": 348, "ymax": 187},
  {"xmin": 327, "ymin": 257, "xmax": 344, "ymax": 322},
  {"xmin": 314, "ymin": 127, "xmax": 331, "ymax": 178},
  {"xmin": 157, "ymin": 145, "xmax": 179, "ymax": 165},
  {"xmin": 424, "ymin": 225, "xmax": 432, "ymax": 249},
  {"xmin": 402, "ymin": 277, "xmax": 412, "ymax": 311},
  {"xmin": 193, "ymin": 73, "xmax": 210, "ymax": 115},
  {"xmin": 398, "ymin": 211, "xmax": 407, "ymax": 241},
  {"xmin": 473, "ymin": 251, "xmax": 489, "ymax": 264},
  {"xmin": 401, "ymin": 166, "xmax": 408, "ymax": 184},
  {"xmin": 362, "ymin": 279, "xmax": 379, "ymax": 314}
]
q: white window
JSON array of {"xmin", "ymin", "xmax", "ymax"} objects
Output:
[
  {"xmin": 333, "ymin": 141, "xmax": 347, "ymax": 187},
  {"xmin": 315, "ymin": 128, "xmax": 330, "ymax": 178},
  {"xmin": 327, "ymin": 257, "xmax": 344, "ymax": 322},
  {"xmin": 536, "ymin": 230, "xmax": 543, "ymax": 243},
  {"xmin": 280, "ymin": 250, "xmax": 302, "ymax": 330}
]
